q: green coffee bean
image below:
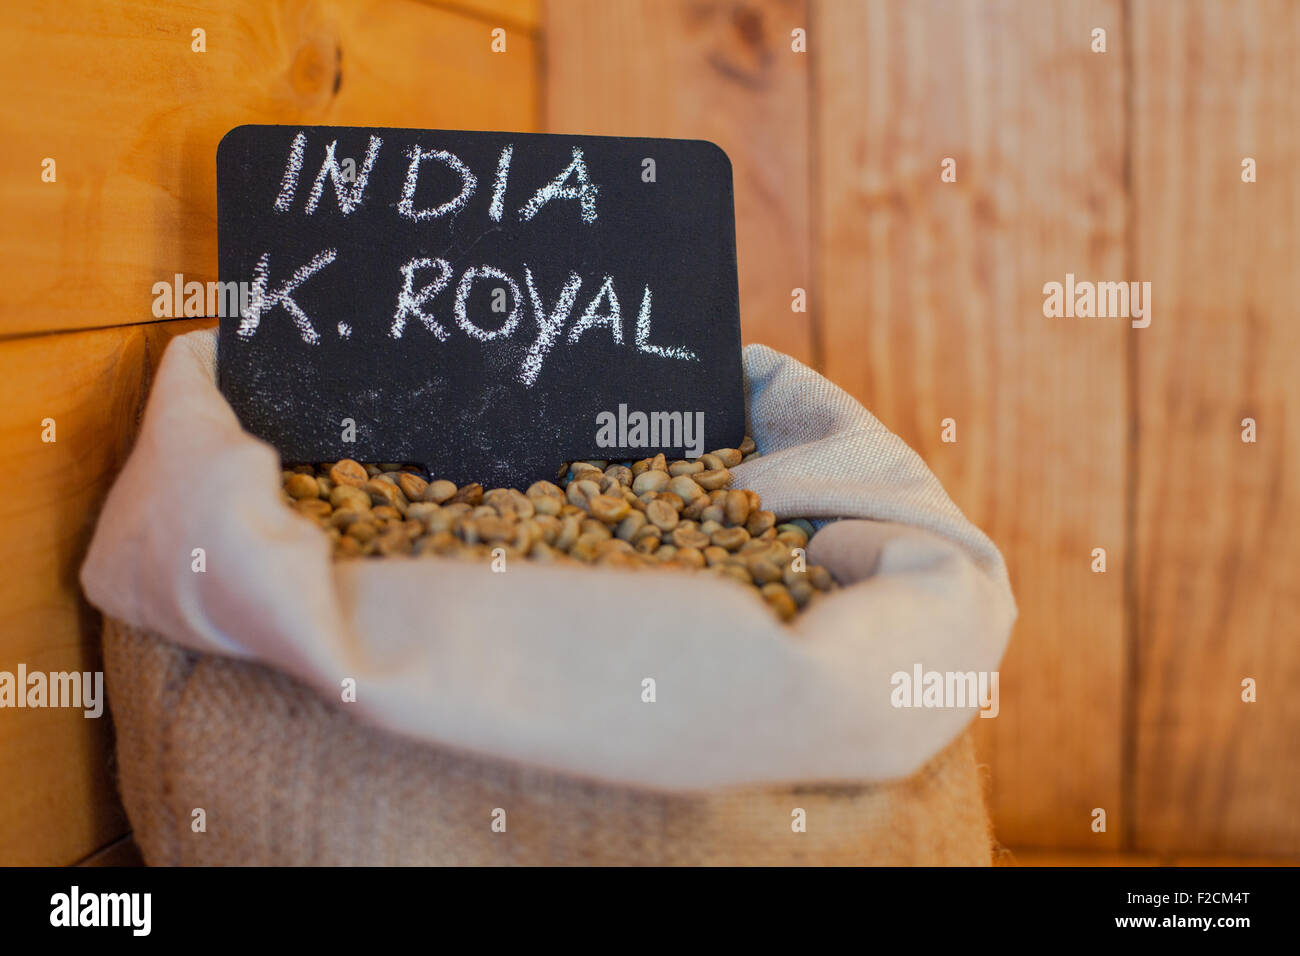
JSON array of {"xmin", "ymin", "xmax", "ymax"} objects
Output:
[
  {"xmin": 579, "ymin": 517, "xmax": 612, "ymax": 539},
  {"xmin": 330, "ymin": 485, "xmax": 371, "ymax": 512},
  {"xmin": 645, "ymin": 498, "xmax": 679, "ymax": 531},
  {"xmin": 533, "ymin": 514, "xmax": 561, "ymax": 544},
  {"xmin": 724, "ymin": 490, "xmax": 750, "ymax": 526},
  {"xmin": 674, "ymin": 547, "xmax": 706, "ymax": 569},
  {"xmin": 788, "ymin": 580, "xmax": 814, "ymax": 608},
  {"xmin": 554, "ymin": 514, "xmax": 581, "ymax": 551},
  {"xmin": 330, "ymin": 509, "xmax": 361, "ymax": 530},
  {"xmin": 604, "ymin": 464, "xmax": 633, "ymax": 487},
  {"xmin": 776, "ymin": 525, "xmax": 809, "ymax": 549},
  {"xmin": 703, "ymin": 545, "xmax": 730, "ymax": 566},
  {"xmin": 671, "ymin": 525, "xmax": 711, "ymax": 550},
  {"xmin": 712, "ymin": 448, "xmax": 742, "ymax": 468},
  {"xmin": 616, "ymin": 510, "xmax": 647, "ymax": 541},
  {"xmin": 421, "ymin": 479, "xmax": 456, "ymax": 504},
  {"xmin": 526, "ymin": 479, "xmax": 564, "ymax": 501},
  {"xmin": 711, "ymin": 526, "xmax": 750, "ymax": 551},
  {"xmin": 335, "ymin": 535, "xmax": 364, "ymax": 557},
  {"xmin": 761, "ymin": 583, "xmax": 797, "ymax": 621},
  {"xmin": 632, "ymin": 469, "xmax": 670, "ymax": 494},
  {"xmin": 589, "ymin": 494, "xmax": 631, "ymax": 524},
  {"xmin": 397, "ymin": 473, "xmax": 428, "ymax": 501},
  {"xmin": 346, "ymin": 520, "xmax": 378, "ymax": 543},
  {"xmin": 566, "ymin": 478, "xmax": 601, "ymax": 510},
  {"xmin": 296, "ymin": 498, "xmax": 331, "ymax": 519},
  {"xmin": 633, "ymin": 533, "xmax": 661, "ymax": 555},
  {"xmin": 745, "ymin": 509, "xmax": 776, "ymax": 537},
  {"xmin": 808, "ymin": 565, "xmax": 834, "ymax": 591},
  {"xmin": 288, "ymin": 442, "xmax": 835, "ymax": 620},
  {"xmin": 694, "ymin": 469, "xmax": 731, "ymax": 491},
  {"xmin": 285, "ymin": 473, "xmax": 320, "ymax": 499},
  {"xmin": 748, "ymin": 558, "xmax": 783, "ymax": 585},
  {"xmin": 718, "ymin": 563, "xmax": 752, "ymax": 585},
  {"xmin": 449, "ymin": 482, "xmax": 483, "ymax": 506},
  {"xmin": 666, "ymin": 475, "xmax": 706, "ymax": 503},
  {"xmin": 329, "ymin": 459, "xmax": 368, "ymax": 488},
  {"xmin": 700, "ymin": 503, "xmax": 726, "ymax": 524}
]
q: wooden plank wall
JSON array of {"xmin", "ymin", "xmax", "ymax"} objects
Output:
[
  {"xmin": 1, "ymin": 0, "xmax": 1296, "ymax": 864},
  {"xmin": 813, "ymin": 0, "xmax": 1128, "ymax": 853},
  {"xmin": 543, "ymin": 0, "xmax": 815, "ymax": 364},
  {"xmin": 0, "ymin": 321, "xmax": 207, "ymax": 866},
  {"xmin": 0, "ymin": 0, "xmax": 539, "ymax": 865},
  {"xmin": 546, "ymin": 0, "xmax": 1299, "ymax": 856},
  {"xmin": 1131, "ymin": 0, "xmax": 1300, "ymax": 857}
]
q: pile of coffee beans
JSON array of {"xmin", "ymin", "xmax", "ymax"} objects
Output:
[{"xmin": 281, "ymin": 437, "xmax": 835, "ymax": 620}]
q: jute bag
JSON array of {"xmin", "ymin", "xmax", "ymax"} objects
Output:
[
  {"xmin": 104, "ymin": 621, "xmax": 992, "ymax": 865},
  {"xmin": 84, "ymin": 331, "xmax": 1016, "ymax": 865}
]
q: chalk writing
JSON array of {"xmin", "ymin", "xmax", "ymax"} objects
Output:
[{"xmin": 217, "ymin": 126, "xmax": 745, "ymax": 483}]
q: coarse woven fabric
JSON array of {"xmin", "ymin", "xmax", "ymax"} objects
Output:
[
  {"xmin": 104, "ymin": 619, "xmax": 993, "ymax": 865},
  {"xmin": 81, "ymin": 329, "xmax": 1017, "ymax": 791}
]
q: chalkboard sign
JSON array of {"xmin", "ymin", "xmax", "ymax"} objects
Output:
[{"xmin": 216, "ymin": 125, "xmax": 745, "ymax": 487}]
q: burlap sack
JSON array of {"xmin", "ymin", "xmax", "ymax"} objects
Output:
[
  {"xmin": 104, "ymin": 619, "xmax": 992, "ymax": 865},
  {"xmin": 84, "ymin": 330, "xmax": 1016, "ymax": 864}
]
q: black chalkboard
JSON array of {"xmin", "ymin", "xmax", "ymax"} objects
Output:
[{"xmin": 216, "ymin": 125, "xmax": 746, "ymax": 487}]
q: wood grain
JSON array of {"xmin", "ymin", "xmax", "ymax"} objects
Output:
[
  {"xmin": 0, "ymin": 319, "xmax": 211, "ymax": 865},
  {"xmin": 77, "ymin": 834, "xmax": 144, "ymax": 867},
  {"xmin": 1003, "ymin": 849, "xmax": 1300, "ymax": 867},
  {"xmin": 421, "ymin": 0, "xmax": 540, "ymax": 30},
  {"xmin": 0, "ymin": 0, "xmax": 538, "ymax": 337},
  {"xmin": 0, "ymin": 0, "xmax": 542, "ymax": 865},
  {"xmin": 0, "ymin": 0, "xmax": 1295, "ymax": 863},
  {"xmin": 1131, "ymin": 0, "xmax": 1300, "ymax": 856},
  {"xmin": 998, "ymin": 849, "xmax": 1161, "ymax": 867},
  {"xmin": 813, "ymin": 0, "xmax": 1129, "ymax": 849},
  {"xmin": 543, "ymin": 0, "xmax": 815, "ymax": 365}
]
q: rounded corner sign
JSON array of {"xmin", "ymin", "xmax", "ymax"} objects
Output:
[{"xmin": 216, "ymin": 125, "xmax": 746, "ymax": 485}]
